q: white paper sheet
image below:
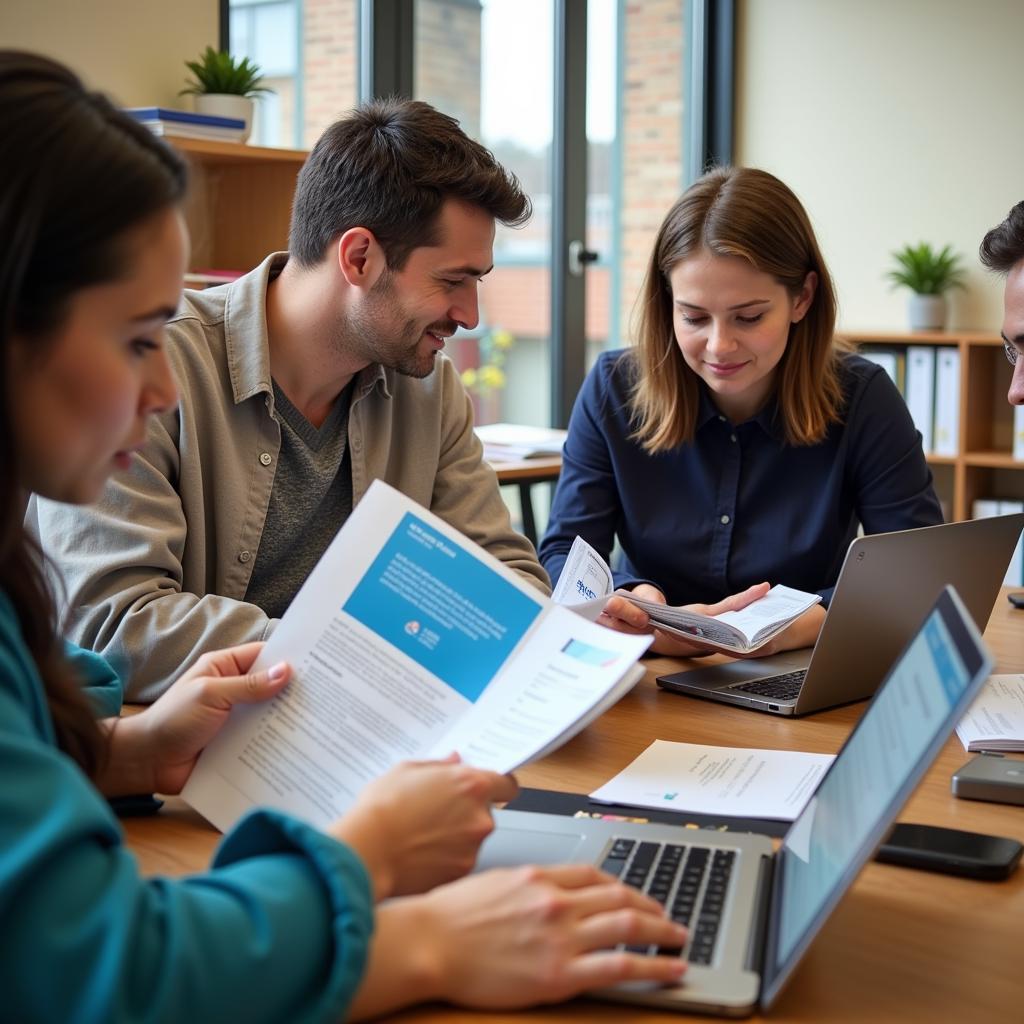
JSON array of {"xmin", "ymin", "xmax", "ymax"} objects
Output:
[{"xmin": 590, "ymin": 739, "xmax": 835, "ymax": 821}]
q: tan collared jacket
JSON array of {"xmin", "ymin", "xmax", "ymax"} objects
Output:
[{"xmin": 34, "ymin": 254, "xmax": 549, "ymax": 700}]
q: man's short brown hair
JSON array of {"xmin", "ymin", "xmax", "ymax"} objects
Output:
[{"xmin": 289, "ymin": 97, "xmax": 530, "ymax": 269}]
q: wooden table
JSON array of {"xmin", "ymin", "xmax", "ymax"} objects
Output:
[
  {"xmin": 124, "ymin": 592, "xmax": 1024, "ymax": 1021},
  {"xmin": 490, "ymin": 456, "xmax": 562, "ymax": 548}
]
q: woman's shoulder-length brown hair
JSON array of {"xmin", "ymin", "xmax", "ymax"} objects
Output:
[{"xmin": 629, "ymin": 166, "xmax": 846, "ymax": 453}]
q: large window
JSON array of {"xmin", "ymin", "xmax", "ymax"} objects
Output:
[{"xmin": 226, "ymin": 1, "xmax": 718, "ymax": 428}]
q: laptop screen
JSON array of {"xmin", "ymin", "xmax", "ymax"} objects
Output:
[{"xmin": 760, "ymin": 587, "xmax": 991, "ymax": 1008}]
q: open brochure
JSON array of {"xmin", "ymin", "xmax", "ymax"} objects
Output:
[
  {"xmin": 956, "ymin": 674, "xmax": 1024, "ymax": 752},
  {"xmin": 552, "ymin": 535, "xmax": 821, "ymax": 655},
  {"xmin": 181, "ymin": 482, "xmax": 651, "ymax": 833},
  {"xmin": 590, "ymin": 739, "xmax": 835, "ymax": 821}
]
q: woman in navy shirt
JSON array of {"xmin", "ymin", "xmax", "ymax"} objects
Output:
[{"xmin": 540, "ymin": 167, "xmax": 941, "ymax": 657}]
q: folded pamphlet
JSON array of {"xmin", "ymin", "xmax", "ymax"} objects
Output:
[
  {"xmin": 182, "ymin": 482, "xmax": 651, "ymax": 833},
  {"xmin": 956, "ymin": 674, "xmax": 1024, "ymax": 752},
  {"xmin": 552, "ymin": 535, "xmax": 821, "ymax": 654}
]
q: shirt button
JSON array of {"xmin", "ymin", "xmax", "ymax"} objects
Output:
[
  {"xmin": 720, "ymin": 514, "xmax": 731, "ymax": 525},
  {"xmin": 239, "ymin": 551, "xmax": 252, "ymax": 563},
  {"xmin": 730, "ymin": 434, "xmax": 737, "ymax": 443},
  {"xmin": 259, "ymin": 452, "xmax": 273, "ymax": 466},
  {"xmin": 718, "ymin": 415, "xmax": 727, "ymax": 422}
]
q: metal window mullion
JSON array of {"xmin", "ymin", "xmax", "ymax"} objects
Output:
[{"xmin": 551, "ymin": 0, "xmax": 588, "ymax": 429}]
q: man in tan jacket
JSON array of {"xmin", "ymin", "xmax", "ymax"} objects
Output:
[{"xmin": 35, "ymin": 98, "xmax": 549, "ymax": 700}]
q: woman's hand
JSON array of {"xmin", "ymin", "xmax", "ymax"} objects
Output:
[
  {"xmin": 100, "ymin": 643, "xmax": 291, "ymax": 798},
  {"xmin": 328, "ymin": 755, "xmax": 519, "ymax": 900},
  {"xmin": 599, "ymin": 582, "xmax": 772, "ymax": 657},
  {"xmin": 348, "ymin": 864, "xmax": 688, "ymax": 1019}
]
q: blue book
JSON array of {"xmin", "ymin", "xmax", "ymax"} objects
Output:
[{"xmin": 126, "ymin": 107, "xmax": 246, "ymax": 130}]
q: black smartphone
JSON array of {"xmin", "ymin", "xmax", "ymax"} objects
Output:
[
  {"xmin": 876, "ymin": 822, "xmax": 1023, "ymax": 880},
  {"xmin": 1007, "ymin": 592, "xmax": 1024, "ymax": 609}
]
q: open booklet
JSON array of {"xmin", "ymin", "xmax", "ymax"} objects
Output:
[
  {"xmin": 181, "ymin": 481, "xmax": 651, "ymax": 833},
  {"xmin": 956, "ymin": 674, "xmax": 1024, "ymax": 752},
  {"xmin": 551, "ymin": 536, "xmax": 821, "ymax": 655}
]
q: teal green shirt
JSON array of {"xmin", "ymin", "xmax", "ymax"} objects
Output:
[{"xmin": 0, "ymin": 592, "xmax": 374, "ymax": 1022}]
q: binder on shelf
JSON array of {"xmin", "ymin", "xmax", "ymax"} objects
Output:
[
  {"xmin": 904, "ymin": 346, "xmax": 936, "ymax": 453},
  {"xmin": 860, "ymin": 347, "xmax": 906, "ymax": 393},
  {"xmin": 1014, "ymin": 404, "xmax": 1024, "ymax": 462},
  {"xmin": 972, "ymin": 498, "xmax": 1024, "ymax": 586},
  {"xmin": 932, "ymin": 347, "xmax": 960, "ymax": 456}
]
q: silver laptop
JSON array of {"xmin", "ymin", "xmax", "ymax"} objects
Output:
[
  {"xmin": 478, "ymin": 586, "xmax": 991, "ymax": 1016},
  {"xmin": 656, "ymin": 514, "xmax": 1022, "ymax": 716}
]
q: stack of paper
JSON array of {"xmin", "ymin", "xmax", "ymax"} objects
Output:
[{"xmin": 475, "ymin": 422, "xmax": 567, "ymax": 461}]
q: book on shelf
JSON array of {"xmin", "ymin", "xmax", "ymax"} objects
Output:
[
  {"xmin": 551, "ymin": 535, "xmax": 821, "ymax": 655},
  {"xmin": 475, "ymin": 422, "xmax": 567, "ymax": 461},
  {"xmin": 956, "ymin": 674, "xmax": 1024, "ymax": 752},
  {"xmin": 181, "ymin": 480, "xmax": 651, "ymax": 833},
  {"xmin": 125, "ymin": 107, "xmax": 247, "ymax": 143}
]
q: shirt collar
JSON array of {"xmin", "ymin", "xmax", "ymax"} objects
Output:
[
  {"xmin": 223, "ymin": 252, "xmax": 392, "ymax": 407},
  {"xmin": 695, "ymin": 381, "xmax": 784, "ymax": 440}
]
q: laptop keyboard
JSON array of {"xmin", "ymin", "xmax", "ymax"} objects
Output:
[
  {"xmin": 730, "ymin": 669, "xmax": 807, "ymax": 701},
  {"xmin": 601, "ymin": 838, "xmax": 736, "ymax": 965}
]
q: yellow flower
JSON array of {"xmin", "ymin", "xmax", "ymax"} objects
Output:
[
  {"xmin": 461, "ymin": 367, "xmax": 478, "ymax": 388},
  {"xmin": 491, "ymin": 329, "xmax": 514, "ymax": 350},
  {"xmin": 479, "ymin": 365, "xmax": 506, "ymax": 390}
]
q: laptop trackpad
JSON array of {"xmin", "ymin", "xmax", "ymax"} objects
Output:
[
  {"xmin": 659, "ymin": 650, "xmax": 812, "ymax": 692},
  {"xmin": 476, "ymin": 827, "xmax": 585, "ymax": 871}
]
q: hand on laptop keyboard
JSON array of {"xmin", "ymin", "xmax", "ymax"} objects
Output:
[{"xmin": 357, "ymin": 864, "xmax": 687, "ymax": 1011}]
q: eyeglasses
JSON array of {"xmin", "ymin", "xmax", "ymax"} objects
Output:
[{"xmin": 1004, "ymin": 337, "xmax": 1020, "ymax": 366}]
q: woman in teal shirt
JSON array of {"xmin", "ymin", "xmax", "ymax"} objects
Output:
[{"xmin": 0, "ymin": 53, "xmax": 685, "ymax": 1022}]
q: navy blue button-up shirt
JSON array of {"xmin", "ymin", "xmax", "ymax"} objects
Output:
[{"xmin": 539, "ymin": 350, "xmax": 943, "ymax": 606}]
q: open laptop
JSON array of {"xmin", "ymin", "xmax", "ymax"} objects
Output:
[
  {"xmin": 477, "ymin": 586, "xmax": 991, "ymax": 1015},
  {"xmin": 656, "ymin": 514, "xmax": 1022, "ymax": 716}
]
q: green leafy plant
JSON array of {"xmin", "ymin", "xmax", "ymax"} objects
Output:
[
  {"xmin": 180, "ymin": 47, "xmax": 271, "ymax": 97},
  {"xmin": 886, "ymin": 242, "xmax": 966, "ymax": 296}
]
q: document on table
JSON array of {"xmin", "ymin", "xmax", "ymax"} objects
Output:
[{"xmin": 590, "ymin": 739, "xmax": 835, "ymax": 821}]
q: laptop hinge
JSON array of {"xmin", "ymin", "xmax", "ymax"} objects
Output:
[{"xmin": 744, "ymin": 852, "xmax": 774, "ymax": 974}]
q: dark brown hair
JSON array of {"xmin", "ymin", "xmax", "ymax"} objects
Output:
[
  {"xmin": 0, "ymin": 51, "xmax": 187, "ymax": 774},
  {"xmin": 289, "ymin": 97, "xmax": 530, "ymax": 269},
  {"xmin": 630, "ymin": 166, "xmax": 844, "ymax": 452},
  {"xmin": 980, "ymin": 201, "xmax": 1024, "ymax": 275}
]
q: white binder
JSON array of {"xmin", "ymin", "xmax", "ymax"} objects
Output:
[
  {"xmin": 932, "ymin": 347, "xmax": 960, "ymax": 456},
  {"xmin": 905, "ymin": 346, "xmax": 936, "ymax": 453}
]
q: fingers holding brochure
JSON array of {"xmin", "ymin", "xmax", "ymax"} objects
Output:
[{"xmin": 329, "ymin": 754, "xmax": 520, "ymax": 899}]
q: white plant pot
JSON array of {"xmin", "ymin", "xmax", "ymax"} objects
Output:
[
  {"xmin": 195, "ymin": 93, "xmax": 254, "ymax": 143},
  {"xmin": 907, "ymin": 293, "xmax": 947, "ymax": 332}
]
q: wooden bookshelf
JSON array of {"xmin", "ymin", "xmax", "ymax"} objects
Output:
[
  {"xmin": 170, "ymin": 138, "xmax": 308, "ymax": 274},
  {"xmin": 841, "ymin": 331, "xmax": 1023, "ymax": 521}
]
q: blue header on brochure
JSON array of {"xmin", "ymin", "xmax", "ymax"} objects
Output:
[{"xmin": 343, "ymin": 512, "xmax": 542, "ymax": 701}]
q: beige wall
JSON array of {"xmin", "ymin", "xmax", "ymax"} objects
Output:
[
  {"xmin": 0, "ymin": 0, "xmax": 217, "ymax": 107},
  {"xmin": 736, "ymin": 0, "xmax": 1024, "ymax": 333}
]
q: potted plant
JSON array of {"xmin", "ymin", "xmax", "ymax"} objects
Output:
[
  {"xmin": 180, "ymin": 47, "xmax": 271, "ymax": 143},
  {"xmin": 885, "ymin": 242, "xmax": 966, "ymax": 331}
]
